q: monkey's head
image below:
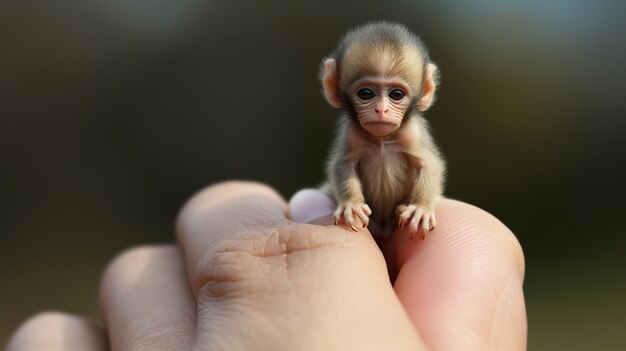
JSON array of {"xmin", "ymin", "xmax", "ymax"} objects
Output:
[{"xmin": 321, "ymin": 22, "xmax": 439, "ymax": 138}]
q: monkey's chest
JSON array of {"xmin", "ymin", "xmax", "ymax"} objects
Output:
[{"xmin": 357, "ymin": 148, "xmax": 414, "ymax": 223}]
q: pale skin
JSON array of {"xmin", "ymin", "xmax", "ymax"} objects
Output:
[
  {"xmin": 6, "ymin": 182, "xmax": 527, "ymax": 350},
  {"xmin": 321, "ymin": 23, "xmax": 445, "ymax": 239}
]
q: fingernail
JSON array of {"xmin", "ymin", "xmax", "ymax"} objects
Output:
[{"xmin": 288, "ymin": 189, "xmax": 335, "ymax": 224}]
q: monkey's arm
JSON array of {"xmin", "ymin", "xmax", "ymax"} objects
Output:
[
  {"xmin": 396, "ymin": 153, "xmax": 444, "ymax": 239},
  {"xmin": 328, "ymin": 153, "xmax": 373, "ymax": 231},
  {"xmin": 409, "ymin": 150, "xmax": 445, "ymax": 208},
  {"xmin": 397, "ymin": 144, "xmax": 445, "ymax": 238},
  {"xmin": 326, "ymin": 126, "xmax": 372, "ymax": 231}
]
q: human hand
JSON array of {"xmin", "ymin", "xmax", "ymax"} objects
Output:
[
  {"xmin": 7, "ymin": 182, "xmax": 526, "ymax": 350},
  {"xmin": 290, "ymin": 187, "xmax": 527, "ymax": 350}
]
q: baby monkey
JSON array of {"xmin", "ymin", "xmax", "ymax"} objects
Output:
[{"xmin": 321, "ymin": 22, "xmax": 445, "ymax": 239}]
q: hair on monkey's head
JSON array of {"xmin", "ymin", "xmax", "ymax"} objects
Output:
[
  {"xmin": 330, "ymin": 22, "xmax": 432, "ymax": 93},
  {"xmin": 332, "ymin": 22, "xmax": 430, "ymax": 61},
  {"xmin": 320, "ymin": 22, "xmax": 441, "ymax": 137}
]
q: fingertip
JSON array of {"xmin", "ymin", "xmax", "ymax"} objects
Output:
[
  {"xmin": 7, "ymin": 312, "xmax": 107, "ymax": 351},
  {"xmin": 390, "ymin": 198, "xmax": 527, "ymax": 350},
  {"xmin": 177, "ymin": 181, "xmax": 285, "ymax": 228},
  {"xmin": 176, "ymin": 181, "xmax": 288, "ymax": 247}
]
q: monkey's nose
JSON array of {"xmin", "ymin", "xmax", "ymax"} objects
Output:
[
  {"xmin": 375, "ymin": 98, "xmax": 389, "ymax": 116},
  {"xmin": 375, "ymin": 108, "xmax": 389, "ymax": 117}
]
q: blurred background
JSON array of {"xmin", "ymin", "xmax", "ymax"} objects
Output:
[{"xmin": 1, "ymin": 1, "xmax": 625, "ymax": 349}]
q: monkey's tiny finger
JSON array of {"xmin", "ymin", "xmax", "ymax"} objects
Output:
[
  {"xmin": 409, "ymin": 209, "xmax": 423, "ymax": 233},
  {"xmin": 355, "ymin": 210, "xmax": 370, "ymax": 228},
  {"xmin": 398, "ymin": 217, "xmax": 407, "ymax": 229},
  {"xmin": 342, "ymin": 207, "xmax": 358, "ymax": 231},
  {"xmin": 421, "ymin": 216, "xmax": 431, "ymax": 232},
  {"xmin": 400, "ymin": 211, "xmax": 415, "ymax": 221},
  {"xmin": 357, "ymin": 214, "xmax": 369, "ymax": 228},
  {"xmin": 344, "ymin": 212, "xmax": 355, "ymax": 228},
  {"xmin": 362, "ymin": 217, "xmax": 370, "ymax": 228},
  {"xmin": 414, "ymin": 207, "xmax": 424, "ymax": 220},
  {"xmin": 401, "ymin": 209, "xmax": 414, "ymax": 227},
  {"xmin": 333, "ymin": 208, "xmax": 343, "ymax": 225},
  {"xmin": 399, "ymin": 205, "xmax": 416, "ymax": 222},
  {"xmin": 399, "ymin": 213, "xmax": 409, "ymax": 222},
  {"xmin": 333, "ymin": 207, "xmax": 343, "ymax": 217},
  {"xmin": 396, "ymin": 205, "xmax": 407, "ymax": 216},
  {"xmin": 430, "ymin": 212, "xmax": 437, "ymax": 230},
  {"xmin": 362, "ymin": 205, "xmax": 372, "ymax": 216}
]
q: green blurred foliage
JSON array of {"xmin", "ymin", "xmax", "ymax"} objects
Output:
[{"xmin": 1, "ymin": 1, "xmax": 625, "ymax": 349}]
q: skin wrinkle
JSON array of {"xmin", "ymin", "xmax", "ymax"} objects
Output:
[
  {"xmin": 177, "ymin": 187, "xmax": 290, "ymax": 295},
  {"xmin": 196, "ymin": 248, "xmax": 270, "ymax": 299},
  {"xmin": 193, "ymin": 293, "xmax": 265, "ymax": 351},
  {"xmin": 195, "ymin": 221, "xmax": 376, "ymax": 303},
  {"xmin": 349, "ymin": 77, "xmax": 412, "ymax": 95},
  {"xmin": 188, "ymin": 197, "xmax": 415, "ymax": 351},
  {"xmin": 351, "ymin": 79, "xmax": 412, "ymax": 132}
]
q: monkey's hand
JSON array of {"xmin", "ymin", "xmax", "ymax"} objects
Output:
[
  {"xmin": 333, "ymin": 202, "xmax": 372, "ymax": 231},
  {"xmin": 396, "ymin": 204, "xmax": 436, "ymax": 239}
]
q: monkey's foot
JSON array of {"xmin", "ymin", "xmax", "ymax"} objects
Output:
[
  {"xmin": 333, "ymin": 202, "xmax": 372, "ymax": 231},
  {"xmin": 396, "ymin": 204, "xmax": 436, "ymax": 239}
]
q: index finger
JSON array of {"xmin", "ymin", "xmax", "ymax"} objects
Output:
[
  {"xmin": 175, "ymin": 181, "xmax": 289, "ymax": 294},
  {"xmin": 177, "ymin": 182, "xmax": 425, "ymax": 350}
]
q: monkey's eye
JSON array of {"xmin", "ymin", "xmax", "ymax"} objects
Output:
[
  {"xmin": 357, "ymin": 88, "xmax": 375, "ymax": 100},
  {"xmin": 388, "ymin": 89, "xmax": 406, "ymax": 101}
]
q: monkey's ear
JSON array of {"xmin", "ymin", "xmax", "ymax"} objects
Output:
[
  {"xmin": 417, "ymin": 63, "xmax": 440, "ymax": 112},
  {"xmin": 321, "ymin": 58, "xmax": 343, "ymax": 108}
]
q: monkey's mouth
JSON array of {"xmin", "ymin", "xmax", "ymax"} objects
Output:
[
  {"xmin": 362, "ymin": 121, "xmax": 400, "ymax": 137},
  {"xmin": 364, "ymin": 121, "xmax": 399, "ymax": 126}
]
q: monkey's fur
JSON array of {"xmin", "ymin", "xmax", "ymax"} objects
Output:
[{"xmin": 320, "ymin": 22, "xmax": 445, "ymax": 239}]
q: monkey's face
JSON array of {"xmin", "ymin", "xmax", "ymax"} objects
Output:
[{"xmin": 350, "ymin": 78, "xmax": 413, "ymax": 138}]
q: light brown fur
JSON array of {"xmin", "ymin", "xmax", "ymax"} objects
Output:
[{"xmin": 320, "ymin": 22, "xmax": 445, "ymax": 239}]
